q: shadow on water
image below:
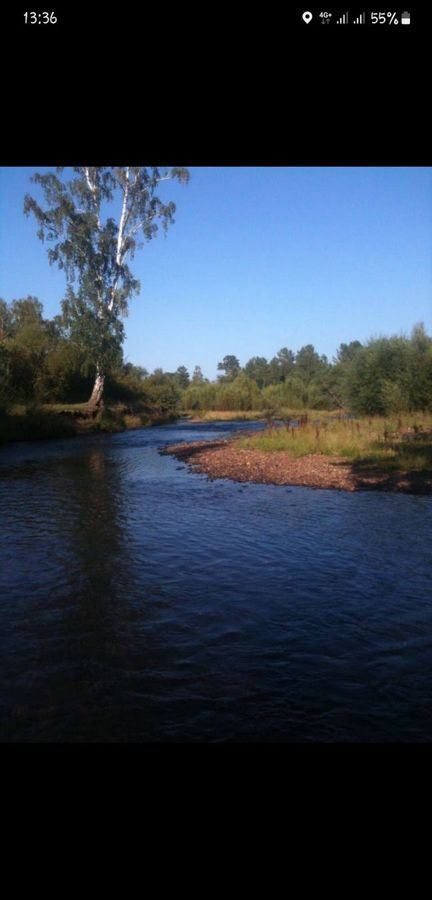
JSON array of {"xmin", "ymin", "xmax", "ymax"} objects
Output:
[{"xmin": 0, "ymin": 444, "xmax": 152, "ymax": 740}]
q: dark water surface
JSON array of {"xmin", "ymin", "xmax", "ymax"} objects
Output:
[{"xmin": 1, "ymin": 420, "xmax": 431, "ymax": 742}]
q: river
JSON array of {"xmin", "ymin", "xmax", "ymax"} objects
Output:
[{"xmin": 0, "ymin": 419, "xmax": 431, "ymax": 742}]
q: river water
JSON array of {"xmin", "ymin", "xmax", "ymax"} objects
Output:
[{"xmin": 0, "ymin": 419, "xmax": 431, "ymax": 742}]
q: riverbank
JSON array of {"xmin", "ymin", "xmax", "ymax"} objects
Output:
[
  {"xmin": 184, "ymin": 410, "xmax": 266, "ymax": 423},
  {"xmin": 182, "ymin": 408, "xmax": 344, "ymax": 423},
  {"xmin": 161, "ymin": 437, "xmax": 432, "ymax": 494},
  {"xmin": 0, "ymin": 401, "xmax": 174, "ymax": 445}
]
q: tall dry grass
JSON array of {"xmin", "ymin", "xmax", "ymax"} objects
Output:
[{"xmin": 236, "ymin": 413, "xmax": 432, "ymax": 472}]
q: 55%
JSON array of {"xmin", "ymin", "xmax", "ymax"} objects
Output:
[{"xmin": 371, "ymin": 11, "xmax": 399, "ymax": 23}]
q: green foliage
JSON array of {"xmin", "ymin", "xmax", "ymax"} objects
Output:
[
  {"xmin": 35, "ymin": 342, "xmax": 93, "ymax": 402},
  {"xmin": 260, "ymin": 377, "xmax": 301, "ymax": 410},
  {"xmin": 4, "ymin": 315, "xmax": 52, "ymax": 403},
  {"xmin": 105, "ymin": 364, "xmax": 184, "ymax": 415},
  {"xmin": 143, "ymin": 370, "xmax": 182, "ymax": 414},
  {"xmin": 345, "ymin": 335, "xmax": 416, "ymax": 415},
  {"xmin": 243, "ymin": 356, "xmax": 271, "ymax": 388},
  {"xmin": 61, "ymin": 284, "xmax": 124, "ymax": 377},
  {"xmin": 0, "ymin": 297, "xmax": 92, "ymax": 405},
  {"xmin": 183, "ymin": 373, "xmax": 260, "ymax": 412},
  {"xmin": 215, "ymin": 374, "xmax": 260, "ymax": 410},
  {"xmin": 181, "ymin": 328, "xmax": 432, "ymax": 418},
  {"xmin": 267, "ymin": 348, "xmax": 296, "ymax": 383},
  {"xmin": 10, "ymin": 296, "xmax": 44, "ymax": 330},
  {"xmin": 380, "ymin": 379, "xmax": 409, "ymax": 414},
  {"xmin": 0, "ymin": 299, "xmax": 13, "ymax": 340},
  {"xmin": 105, "ymin": 364, "xmax": 148, "ymax": 401},
  {"xmin": 24, "ymin": 166, "xmax": 189, "ymax": 402},
  {"xmin": 0, "ymin": 342, "xmax": 10, "ymax": 411},
  {"xmin": 94, "ymin": 408, "xmax": 125, "ymax": 433},
  {"xmin": 407, "ymin": 323, "xmax": 432, "ymax": 411},
  {"xmin": 175, "ymin": 366, "xmax": 190, "ymax": 389},
  {"xmin": 192, "ymin": 365, "xmax": 205, "ymax": 384},
  {"xmin": 1, "ymin": 285, "xmax": 432, "ymax": 433},
  {"xmin": 335, "ymin": 340, "xmax": 363, "ymax": 364},
  {"xmin": 182, "ymin": 382, "xmax": 217, "ymax": 410},
  {"xmin": 295, "ymin": 344, "xmax": 328, "ymax": 384},
  {"xmin": 217, "ymin": 355, "xmax": 241, "ymax": 381}
]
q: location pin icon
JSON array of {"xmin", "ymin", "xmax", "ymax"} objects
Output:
[{"xmin": 302, "ymin": 11, "xmax": 313, "ymax": 23}]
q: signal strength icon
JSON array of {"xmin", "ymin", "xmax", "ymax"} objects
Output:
[
  {"xmin": 353, "ymin": 11, "xmax": 366, "ymax": 24},
  {"xmin": 336, "ymin": 11, "xmax": 349, "ymax": 24}
]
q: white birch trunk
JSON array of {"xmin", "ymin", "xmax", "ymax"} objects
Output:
[
  {"xmin": 88, "ymin": 369, "xmax": 105, "ymax": 408},
  {"xmin": 109, "ymin": 168, "xmax": 130, "ymax": 312}
]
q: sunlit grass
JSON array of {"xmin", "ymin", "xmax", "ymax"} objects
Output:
[
  {"xmin": 236, "ymin": 413, "xmax": 432, "ymax": 473},
  {"xmin": 42, "ymin": 402, "xmax": 90, "ymax": 412},
  {"xmin": 185, "ymin": 409, "xmax": 264, "ymax": 421},
  {"xmin": 184, "ymin": 407, "xmax": 345, "ymax": 422}
]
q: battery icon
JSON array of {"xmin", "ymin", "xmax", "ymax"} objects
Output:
[{"xmin": 401, "ymin": 11, "xmax": 411, "ymax": 24}]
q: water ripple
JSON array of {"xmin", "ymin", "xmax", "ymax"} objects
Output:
[{"xmin": 1, "ymin": 420, "xmax": 431, "ymax": 741}]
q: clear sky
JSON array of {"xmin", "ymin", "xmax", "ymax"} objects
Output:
[{"xmin": 1, "ymin": 166, "xmax": 431, "ymax": 380}]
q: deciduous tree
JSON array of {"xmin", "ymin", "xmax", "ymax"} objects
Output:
[{"xmin": 24, "ymin": 166, "xmax": 189, "ymax": 406}]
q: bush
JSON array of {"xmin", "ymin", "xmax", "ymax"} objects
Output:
[{"xmin": 94, "ymin": 408, "xmax": 125, "ymax": 433}]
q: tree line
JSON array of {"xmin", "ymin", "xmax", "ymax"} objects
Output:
[
  {"xmin": 1, "ymin": 295, "xmax": 431, "ymax": 418},
  {"xmin": 0, "ymin": 294, "xmax": 183, "ymax": 414},
  {"xmin": 183, "ymin": 328, "xmax": 432, "ymax": 415}
]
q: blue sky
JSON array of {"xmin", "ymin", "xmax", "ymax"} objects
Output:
[{"xmin": 0, "ymin": 166, "xmax": 430, "ymax": 379}]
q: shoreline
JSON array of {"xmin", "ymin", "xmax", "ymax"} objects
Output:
[
  {"xmin": 0, "ymin": 402, "xmax": 175, "ymax": 446},
  {"xmin": 160, "ymin": 438, "xmax": 432, "ymax": 495}
]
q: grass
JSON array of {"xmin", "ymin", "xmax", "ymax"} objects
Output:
[
  {"xmin": 236, "ymin": 412, "xmax": 432, "ymax": 473},
  {"xmin": 184, "ymin": 409, "xmax": 264, "ymax": 421},
  {"xmin": 41, "ymin": 402, "xmax": 90, "ymax": 412},
  {"xmin": 183, "ymin": 407, "xmax": 345, "ymax": 422}
]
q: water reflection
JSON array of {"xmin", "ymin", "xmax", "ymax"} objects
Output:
[{"xmin": 0, "ymin": 444, "xmax": 142, "ymax": 739}]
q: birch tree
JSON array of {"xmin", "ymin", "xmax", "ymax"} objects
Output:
[{"xmin": 24, "ymin": 166, "xmax": 189, "ymax": 406}]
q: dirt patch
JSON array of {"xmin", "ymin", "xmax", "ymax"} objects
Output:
[{"xmin": 160, "ymin": 438, "xmax": 432, "ymax": 495}]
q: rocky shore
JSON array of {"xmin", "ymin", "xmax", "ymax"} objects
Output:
[{"xmin": 160, "ymin": 438, "xmax": 432, "ymax": 494}]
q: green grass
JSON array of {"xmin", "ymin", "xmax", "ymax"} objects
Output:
[{"xmin": 236, "ymin": 413, "xmax": 432, "ymax": 473}]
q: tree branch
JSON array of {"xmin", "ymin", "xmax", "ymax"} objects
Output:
[
  {"xmin": 84, "ymin": 167, "xmax": 102, "ymax": 231},
  {"xmin": 116, "ymin": 166, "xmax": 130, "ymax": 267},
  {"xmin": 107, "ymin": 168, "xmax": 131, "ymax": 312}
]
